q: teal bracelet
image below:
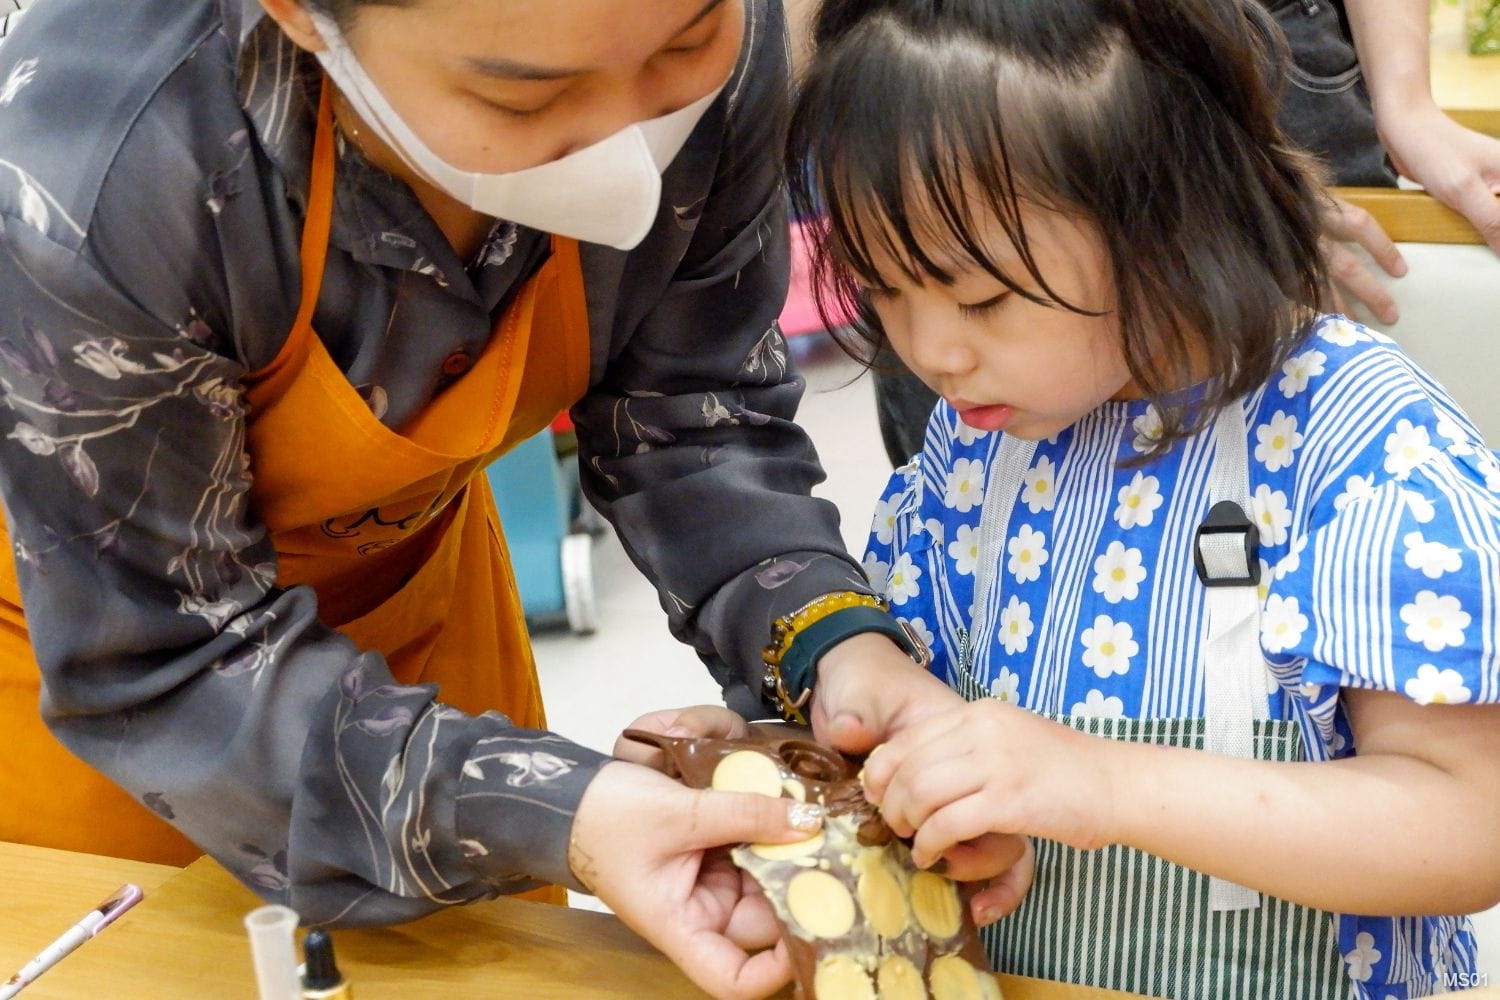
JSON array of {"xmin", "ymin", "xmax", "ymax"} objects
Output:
[{"xmin": 775, "ymin": 605, "xmax": 927, "ymax": 711}]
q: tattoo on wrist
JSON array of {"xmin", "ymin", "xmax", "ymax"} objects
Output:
[{"xmin": 569, "ymin": 835, "xmax": 600, "ymax": 894}]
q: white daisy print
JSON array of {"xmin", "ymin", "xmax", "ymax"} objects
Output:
[
  {"xmin": 1092, "ymin": 542, "xmax": 1146, "ymax": 603},
  {"xmin": 1256, "ymin": 557, "xmax": 1272, "ymax": 603},
  {"xmin": 955, "ymin": 420, "xmax": 989, "ymax": 445},
  {"xmin": 944, "ymin": 457, "xmax": 986, "ymax": 513},
  {"xmin": 1273, "ymin": 533, "xmax": 1307, "ymax": 580},
  {"xmin": 1400, "ymin": 590, "xmax": 1470, "ymax": 652},
  {"xmin": 923, "ymin": 518, "xmax": 946, "ymax": 546},
  {"xmin": 1382, "ymin": 419, "xmax": 1436, "ymax": 479},
  {"xmin": 1320, "ymin": 317, "xmax": 1369, "ymax": 349},
  {"xmin": 1260, "ymin": 594, "xmax": 1309, "ymax": 654},
  {"xmin": 990, "ymin": 666, "xmax": 1021, "ymax": 704},
  {"xmin": 1477, "ymin": 452, "xmax": 1500, "ymax": 494},
  {"xmin": 871, "ymin": 495, "xmax": 902, "ymax": 546},
  {"xmin": 1112, "ymin": 472, "xmax": 1163, "ymax": 530},
  {"xmin": 947, "ymin": 523, "xmax": 980, "ymax": 577},
  {"xmin": 1403, "ymin": 531, "xmax": 1462, "ymax": 580},
  {"xmin": 1071, "ymin": 689, "xmax": 1126, "ymax": 719},
  {"xmin": 1006, "ymin": 524, "xmax": 1049, "ymax": 584},
  {"xmin": 1403, "ymin": 664, "xmax": 1472, "ymax": 705},
  {"xmin": 998, "ymin": 596, "xmax": 1034, "ymax": 655},
  {"xmin": 1277, "ymin": 349, "xmax": 1327, "ymax": 397},
  {"xmin": 1131, "ymin": 405, "xmax": 1164, "ymax": 454},
  {"xmin": 1251, "ymin": 484, "xmax": 1293, "ymax": 547},
  {"xmin": 1254, "ymin": 411, "xmax": 1304, "ymax": 473},
  {"xmin": 1020, "ymin": 456, "xmax": 1058, "ymax": 513},
  {"xmin": 1333, "ymin": 473, "xmax": 1376, "ymax": 513},
  {"xmin": 1080, "ymin": 615, "xmax": 1138, "ymax": 678},
  {"xmin": 862, "ymin": 552, "xmax": 891, "ymax": 592},
  {"xmin": 1434, "ymin": 411, "xmax": 1473, "ymax": 456},
  {"xmin": 1343, "ymin": 931, "xmax": 1381, "ymax": 983},
  {"xmin": 885, "ymin": 553, "xmax": 924, "ymax": 607}
]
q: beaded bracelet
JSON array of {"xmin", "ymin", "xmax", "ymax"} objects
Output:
[{"xmin": 761, "ymin": 592, "xmax": 928, "ymax": 723}]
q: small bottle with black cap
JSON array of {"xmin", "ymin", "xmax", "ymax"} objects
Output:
[{"xmin": 300, "ymin": 929, "xmax": 353, "ymax": 1000}]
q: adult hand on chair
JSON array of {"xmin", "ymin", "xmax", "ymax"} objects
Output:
[
  {"xmin": 1319, "ymin": 192, "xmax": 1407, "ymax": 326},
  {"xmin": 1380, "ymin": 104, "xmax": 1500, "ymax": 254}
]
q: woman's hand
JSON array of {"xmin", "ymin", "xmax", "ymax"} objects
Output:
[
  {"xmin": 613, "ymin": 704, "xmax": 755, "ymax": 770},
  {"xmin": 569, "ymin": 760, "xmax": 824, "ymax": 1000},
  {"xmin": 862, "ymin": 700, "xmax": 1119, "ymax": 863}
]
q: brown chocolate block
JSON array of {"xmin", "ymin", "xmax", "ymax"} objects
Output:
[{"xmin": 621, "ymin": 728, "xmax": 1003, "ymax": 1000}]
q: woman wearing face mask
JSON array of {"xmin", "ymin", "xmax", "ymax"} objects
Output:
[{"xmin": 0, "ymin": 0, "xmax": 985, "ymax": 994}]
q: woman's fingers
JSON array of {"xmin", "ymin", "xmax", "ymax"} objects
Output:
[{"xmin": 613, "ymin": 705, "xmax": 753, "ymax": 766}]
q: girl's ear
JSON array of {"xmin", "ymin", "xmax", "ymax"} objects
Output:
[{"xmin": 257, "ymin": 0, "xmax": 328, "ymax": 53}]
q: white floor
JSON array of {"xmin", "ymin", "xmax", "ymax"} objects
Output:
[{"xmin": 532, "ymin": 334, "xmax": 1499, "ymax": 980}]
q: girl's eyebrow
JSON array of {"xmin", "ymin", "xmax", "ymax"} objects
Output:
[{"xmin": 462, "ymin": 0, "xmax": 729, "ymax": 81}]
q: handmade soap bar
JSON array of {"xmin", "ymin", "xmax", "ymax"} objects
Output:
[{"xmin": 622, "ymin": 729, "xmax": 1003, "ymax": 1000}]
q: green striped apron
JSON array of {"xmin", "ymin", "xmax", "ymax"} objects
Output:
[{"xmin": 956, "ymin": 404, "xmax": 1350, "ymax": 999}]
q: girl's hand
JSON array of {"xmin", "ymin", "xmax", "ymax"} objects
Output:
[
  {"xmin": 969, "ymin": 836, "xmax": 1036, "ymax": 926},
  {"xmin": 811, "ymin": 635, "xmax": 1033, "ymax": 912},
  {"xmin": 862, "ymin": 700, "xmax": 1121, "ymax": 861},
  {"xmin": 569, "ymin": 760, "xmax": 824, "ymax": 1000},
  {"xmin": 614, "ymin": 704, "xmax": 754, "ymax": 770},
  {"xmin": 809, "ymin": 632, "xmax": 963, "ymax": 755}
]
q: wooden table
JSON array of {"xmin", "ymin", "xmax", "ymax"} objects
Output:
[
  {"xmin": 5, "ymin": 842, "xmax": 1499, "ymax": 998},
  {"xmin": 0, "ymin": 843, "xmax": 1150, "ymax": 999}
]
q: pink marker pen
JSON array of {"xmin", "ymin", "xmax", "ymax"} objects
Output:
[{"xmin": 0, "ymin": 883, "xmax": 143, "ymax": 998}]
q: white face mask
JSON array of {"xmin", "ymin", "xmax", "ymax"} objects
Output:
[{"xmin": 309, "ymin": 11, "xmax": 726, "ymax": 251}]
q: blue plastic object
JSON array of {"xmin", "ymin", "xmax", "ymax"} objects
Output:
[{"xmin": 486, "ymin": 429, "xmax": 571, "ymax": 623}]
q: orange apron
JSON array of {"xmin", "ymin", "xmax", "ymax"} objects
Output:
[{"xmin": 0, "ymin": 81, "xmax": 590, "ymax": 900}]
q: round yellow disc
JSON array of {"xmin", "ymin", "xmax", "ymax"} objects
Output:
[
  {"xmin": 910, "ymin": 870, "xmax": 963, "ymax": 940},
  {"xmin": 813, "ymin": 954, "xmax": 876, "ymax": 1000},
  {"xmin": 856, "ymin": 854, "xmax": 909, "ymax": 939},
  {"xmin": 748, "ymin": 829, "xmax": 826, "ymax": 861},
  {"xmin": 876, "ymin": 955, "xmax": 925, "ymax": 1000},
  {"xmin": 710, "ymin": 750, "xmax": 783, "ymax": 798},
  {"xmin": 929, "ymin": 955, "xmax": 987, "ymax": 1000},
  {"xmin": 786, "ymin": 869, "xmax": 857, "ymax": 939}
]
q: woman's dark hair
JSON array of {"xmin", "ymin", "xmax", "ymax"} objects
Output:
[
  {"xmin": 787, "ymin": 0, "xmax": 1332, "ymax": 455},
  {"xmin": 305, "ymin": 0, "xmax": 413, "ymax": 32}
]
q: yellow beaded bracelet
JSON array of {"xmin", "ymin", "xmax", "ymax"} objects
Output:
[{"xmin": 761, "ymin": 591, "xmax": 890, "ymax": 723}]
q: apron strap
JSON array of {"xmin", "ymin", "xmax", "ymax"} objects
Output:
[
  {"xmin": 972, "ymin": 434, "xmax": 1038, "ymax": 680},
  {"xmin": 1196, "ymin": 400, "xmax": 1268, "ymax": 913}
]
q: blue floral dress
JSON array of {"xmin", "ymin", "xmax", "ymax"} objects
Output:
[{"xmin": 864, "ymin": 316, "xmax": 1495, "ymax": 999}]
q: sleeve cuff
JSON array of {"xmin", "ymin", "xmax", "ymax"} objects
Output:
[{"xmin": 453, "ymin": 730, "xmax": 612, "ymax": 895}]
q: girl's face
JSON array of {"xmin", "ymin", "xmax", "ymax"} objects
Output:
[
  {"xmin": 860, "ymin": 201, "xmax": 1137, "ymax": 441},
  {"xmin": 278, "ymin": 0, "xmax": 744, "ymax": 174}
]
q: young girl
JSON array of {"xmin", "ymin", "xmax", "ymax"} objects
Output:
[{"xmin": 788, "ymin": 0, "xmax": 1500, "ymax": 997}]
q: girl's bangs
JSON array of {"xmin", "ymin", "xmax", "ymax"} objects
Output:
[{"xmin": 794, "ymin": 22, "xmax": 1079, "ymax": 309}]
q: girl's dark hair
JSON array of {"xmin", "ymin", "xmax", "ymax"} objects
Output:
[{"xmin": 787, "ymin": 0, "xmax": 1332, "ymax": 455}]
